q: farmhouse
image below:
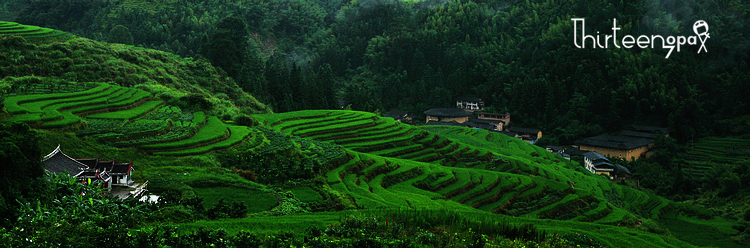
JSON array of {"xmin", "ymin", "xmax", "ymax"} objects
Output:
[
  {"xmin": 477, "ymin": 112, "xmax": 511, "ymax": 130},
  {"xmin": 456, "ymin": 97, "xmax": 485, "ymax": 112},
  {"xmin": 383, "ymin": 110, "xmax": 415, "ymax": 123},
  {"xmin": 424, "ymin": 108, "xmax": 472, "ymax": 124},
  {"xmin": 467, "ymin": 118, "xmax": 501, "ymax": 130},
  {"xmin": 577, "ymin": 134, "xmax": 652, "ymax": 161},
  {"xmin": 583, "ymin": 151, "xmax": 615, "ymax": 176},
  {"xmin": 507, "ymin": 126, "xmax": 542, "ymax": 144},
  {"xmin": 42, "ymin": 145, "xmax": 135, "ymax": 190}
]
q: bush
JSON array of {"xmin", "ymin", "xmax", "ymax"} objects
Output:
[
  {"xmin": 234, "ymin": 114, "xmax": 259, "ymax": 127},
  {"xmin": 207, "ymin": 198, "xmax": 248, "ymax": 219},
  {"xmin": 170, "ymin": 93, "xmax": 213, "ymax": 111}
]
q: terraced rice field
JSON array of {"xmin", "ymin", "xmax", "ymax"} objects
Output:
[
  {"xmin": 0, "ymin": 21, "xmax": 73, "ymax": 43},
  {"xmin": 255, "ymin": 110, "xmax": 683, "ymax": 226},
  {"xmin": 2, "ymin": 83, "xmax": 158, "ymax": 128},
  {"xmin": 256, "ymin": 110, "xmax": 496, "ymax": 168},
  {"xmin": 678, "ymin": 137, "xmax": 750, "ymax": 177},
  {"xmin": 2, "ymin": 83, "xmax": 261, "ymax": 156}
]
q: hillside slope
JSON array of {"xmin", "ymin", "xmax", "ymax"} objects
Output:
[
  {"xmin": 0, "ymin": 23, "xmax": 270, "ymax": 117},
  {"xmin": 253, "ymin": 110, "xmax": 740, "ymax": 247}
]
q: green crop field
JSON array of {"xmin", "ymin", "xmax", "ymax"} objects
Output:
[
  {"xmin": 250, "ymin": 110, "xmax": 735, "ymax": 246},
  {"xmin": 193, "ymin": 187, "xmax": 278, "ymax": 213},
  {"xmin": 0, "ymin": 21, "xmax": 73, "ymax": 43},
  {"xmin": 679, "ymin": 137, "xmax": 750, "ymax": 178}
]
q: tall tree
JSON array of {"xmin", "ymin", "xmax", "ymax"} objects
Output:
[{"xmin": 0, "ymin": 122, "xmax": 48, "ymax": 226}]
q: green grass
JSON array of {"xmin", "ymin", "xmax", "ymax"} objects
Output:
[
  {"xmin": 288, "ymin": 187, "xmax": 324, "ymax": 203},
  {"xmin": 661, "ymin": 217, "xmax": 742, "ymax": 248},
  {"xmin": 192, "ymin": 187, "xmax": 278, "ymax": 213},
  {"xmin": 141, "ymin": 115, "xmax": 227, "ymax": 150}
]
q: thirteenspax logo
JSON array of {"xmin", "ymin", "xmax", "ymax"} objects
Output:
[{"xmin": 571, "ymin": 18, "xmax": 710, "ymax": 59}]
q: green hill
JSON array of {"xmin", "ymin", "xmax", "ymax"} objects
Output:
[
  {"xmin": 252, "ymin": 110, "xmax": 741, "ymax": 247},
  {"xmin": 0, "ymin": 19, "xmax": 745, "ymax": 248}
]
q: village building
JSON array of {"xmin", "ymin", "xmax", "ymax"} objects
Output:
[
  {"xmin": 546, "ymin": 145, "xmax": 565, "ymax": 154},
  {"xmin": 424, "ymin": 108, "xmax": 473, "ymax": 124},
  {"xmin": 583, "ymin": 151, "xmax": 615, "ymax": 176},
  {"xmin": 577, "ymin": 134, "xmax": 652, "ymax": 161},
  {"xmin": 477, "ymin": 112, "xmax": 511, "ymax": 130},
  {"xmin": 467, "ymin": 118, "xmax": 501, "ymax": 130},
  {"xmin": 619, "ymin": 125, "xmax": 670, "ymax": 141},
  {"xmin": 456, "ymin": 97, "xmax": 485, "ymax": 112},
  {"xmin": 383, "ymin": 110, "xmax": 415, "ymax": 124},
  {"xmin": 507, "ymin": 126, "xmax": 542, "ymax": 144},
  {"xmin": 42, "ymin": 145, "xmax": 135, "ymax": 191}
]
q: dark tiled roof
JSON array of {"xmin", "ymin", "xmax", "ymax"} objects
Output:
[
  {"xmin": 424, "ymin": 108, "xmax": 472, "ymax": 117},
  {"xmin": 508, "ymin": 127, "xmax": 541, "ymax": 134},
  {"xmin": 615, "ymin": 164, "xmax": 632, "ymax": 175},
  {"xmin": 619, "ymin": 130, "xmax": 656, "ymax": 139},
  {"xmin": 546, "ymin": 146, "xmax": 564, "ymax": 152},
  {"xmin": 578, "ymin": 134, "xmax": 652, "ymax": 150},
  {"xmin": 44, "ymin": 152, "xmax": 88, "ymax": 175},
  {"xmin": 75, "ymin": 158, "xmax": 99, "ymax": 168},
  {"xmin": 456, "ymin": 97, "xmax": 482, "ymax": 102},
  {"xmin": 583, "ymin": 151, "xmax": 609, "ymax": 162},
  {"xmin": 111, "ymin": 163, "xmax": 133, "ymax": 174},
  {"xmin": 567, "ymin": 150, "xmax": 589, "ymax": 157},
  {"xmin": 469, "ymin": 118, "xmax": 502, "ymax": 124},
  {"xmin": 594, "ymin": 162, "xmax": 615, "ymax": 170},
  {"xmin": 94, "ymin": 160, "xmax": 116, "ymax": 172},
  {"xmin": 492, "ymin": 130, "xmax": 517, "ymax": 137},
  {"xmin": 425, "ymin": 120, "xmax": 466, "ymax": 127},
  {"xmin": 630, "ymin": 125, "xmax": 669, "ymax": 134},
  {"xmin": 384, "ymin": 110, "xmax": 408, "ymax": 118},
  {"xmin": 42, "ymin": 145, "xmax": 88, "ymax": 175},
  {"xmin": 42, "ymin": 145, "xmax": 133, "ymax": 177}
]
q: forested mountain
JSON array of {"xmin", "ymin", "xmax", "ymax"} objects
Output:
[{"xmin": 7, "ymin": 0, "xmax": 749, "ymax": 144}]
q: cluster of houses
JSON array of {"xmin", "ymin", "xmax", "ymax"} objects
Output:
[
  {"xmin": 42, "ymin": 145, "xmax": 144, "ymax": 198},
  {"xmin": 385, "ymin": 97, "xmax": 669, "ymax": 180},
  {"xmin": 545, "ymin": 125, "xmax": 669, "ymax": 179},
  {"xmin": 385, "ymin": 97, "xmax": 544, "ymax": 144}
]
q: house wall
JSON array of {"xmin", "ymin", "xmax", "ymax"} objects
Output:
[
  {"xmin": 579, "ymin": 145, "xmax": 650, "ymax": 161},
  {"xmin": 426, "ymin": 116, "xmax": 469, "ymax": 123},
  {"xmin": 442, "ymin": 116, "xmax": 469, "ymax": 123},
  {"xmin": 583, "ymin": 157, "xmax": 595, "ymax": 174}
]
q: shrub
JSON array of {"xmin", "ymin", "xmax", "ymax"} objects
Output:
[
  {"xmin": 234, "ymin": 114, "xmax": 259, "ymax": 127},
  {"xmin": 172, "ymin": 93, "xmax": 213, "ymax": 111},
  {"xmin": 207, "ymin": 198, "xmax": 248, "ymax": 219},
  {"xmin": 231, "ymin": 168, "xmax": 257, "ymax": 182}
]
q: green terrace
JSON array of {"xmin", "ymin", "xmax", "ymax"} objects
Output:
[
  {"xmin": 679, "ymin": 137, "xmax": 750, "ymax": 177},
  {"xmin": 0, "ymin": 21, "xmax": 73, "ymax": 43},
  {"xmin": 253, "ymin": 110, "xmax": 707, "ymax": 244},
  {"xmin": 254, "ymin": 110, "xmax": 499, "ymax": 168},
  {"xmin": 313, "ymin": 147, "xmax": 687, "ymax": 246},
  {"xmin": 2, "ymin": 84, "xmax": 260, "ymax": 156}
]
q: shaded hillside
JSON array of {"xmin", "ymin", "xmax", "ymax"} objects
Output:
[{"xmin": 0, "ymin": 26, "xmax": 270, "ymax": 116}]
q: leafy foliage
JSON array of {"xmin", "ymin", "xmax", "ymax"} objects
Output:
[{"xmin": 0, "ymin": 122, "xmax": 47, "ymax": 226}]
